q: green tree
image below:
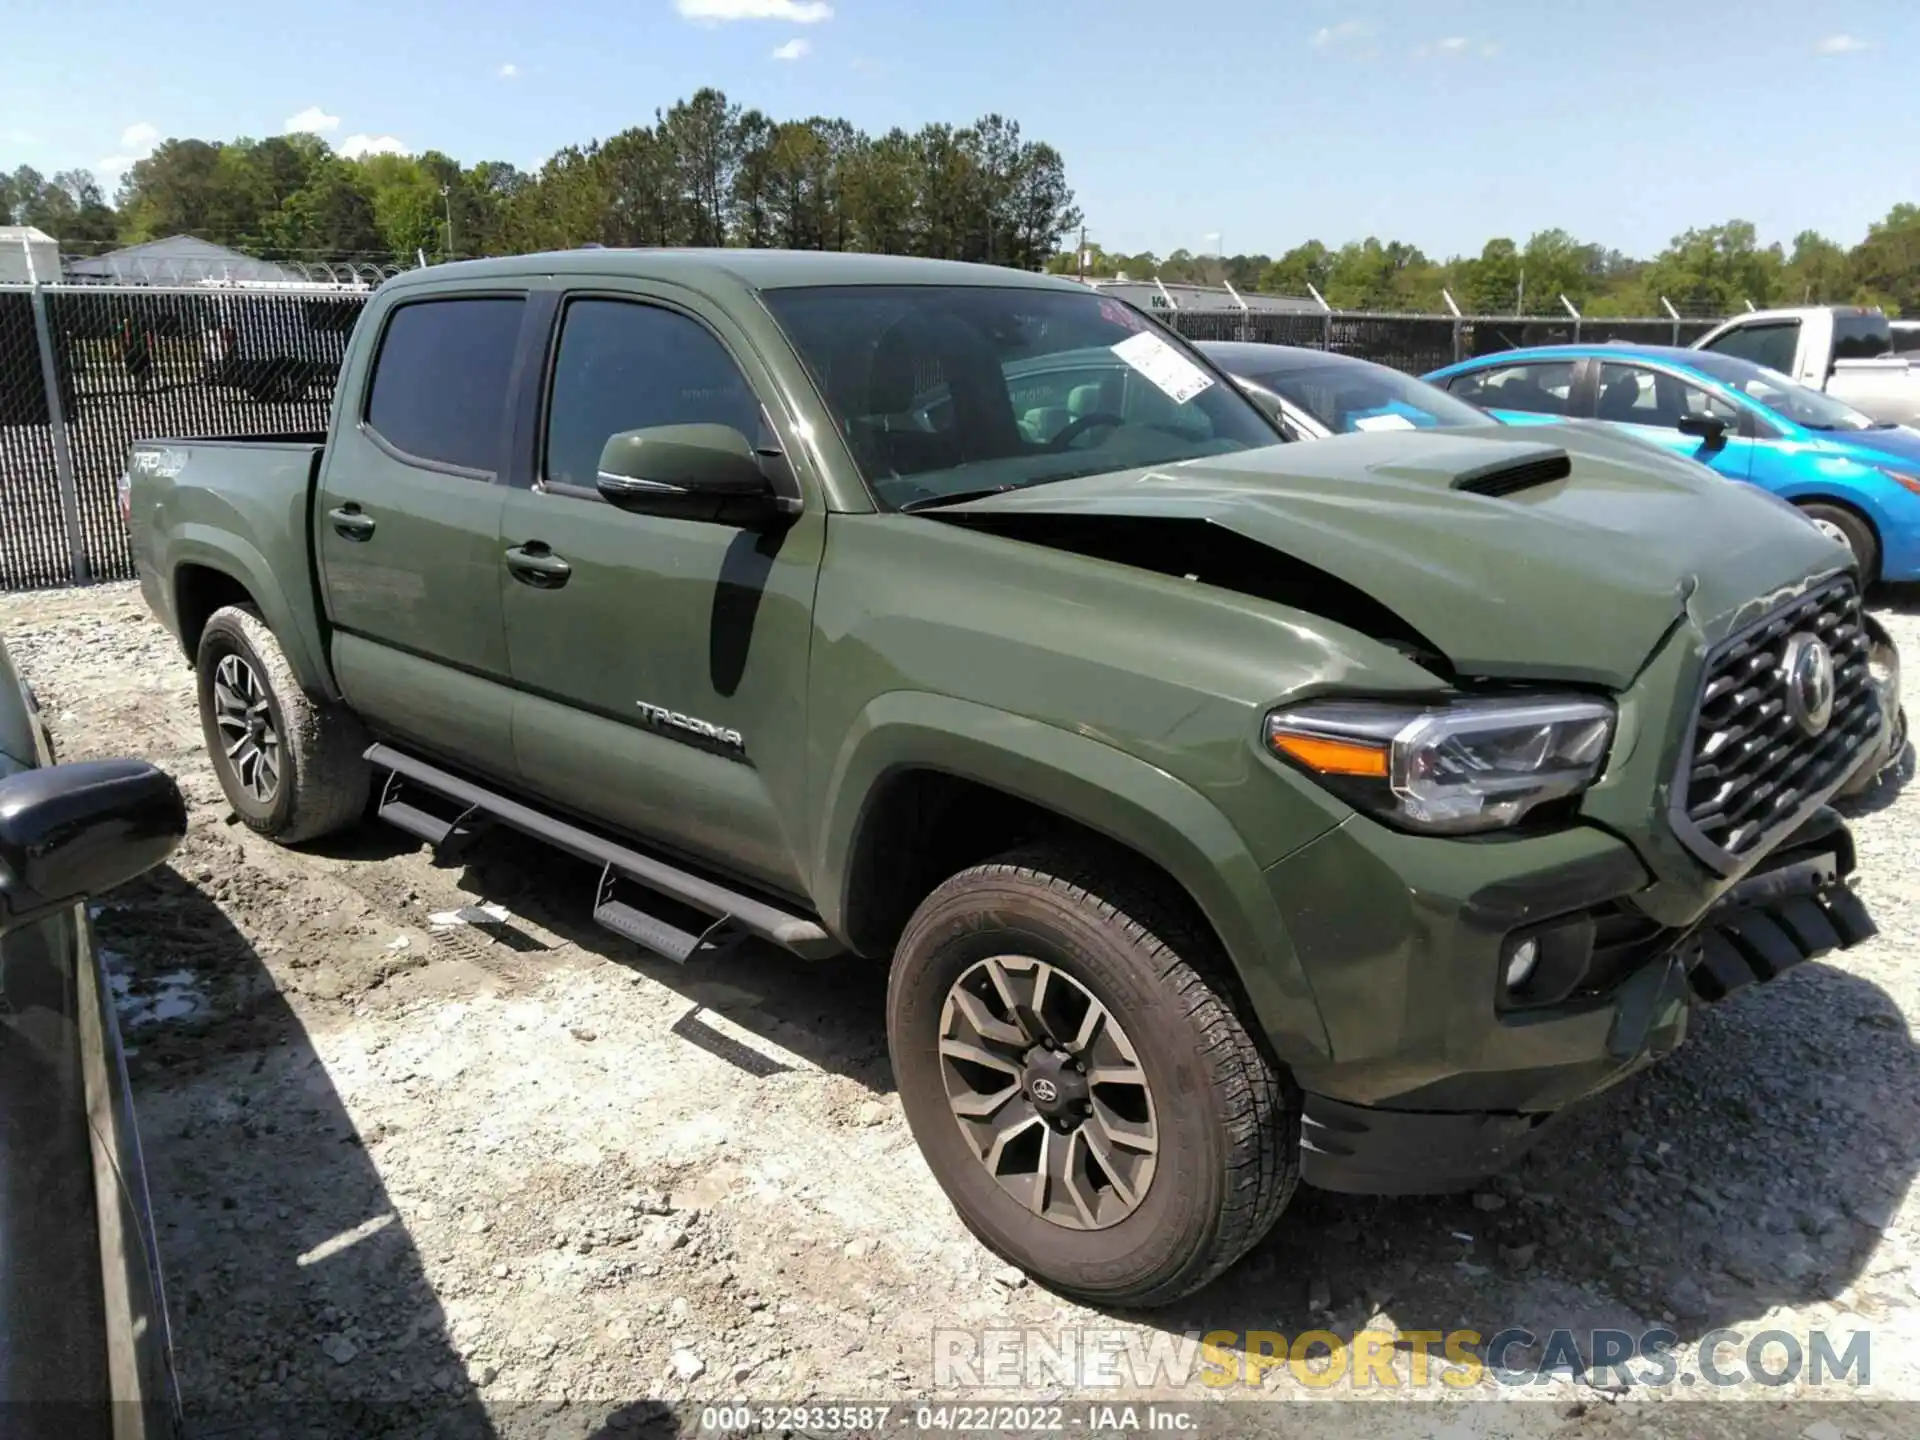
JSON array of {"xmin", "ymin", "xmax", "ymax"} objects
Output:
[
  {"xmin": 1260, "ymin": 242, "xmax": 1332, "ymax": 295},
  {"xmin": 1781, "ymin": 230, "xmax": 1853, "ymax": 305},
  {"xmin": 1849, "ymin": 205, "xmax": 1920, "ymax": 315},
  {"xmin": 1461, "ymin": 237, "xmax": 1522, "ymax": 314},
  {"xmin": 0, "ymin": 166, "xmax": 118, "ymax": 244},
  {"xmin": 1641, "ymin": 221, "xmax": 1783, "ymax": 313}
]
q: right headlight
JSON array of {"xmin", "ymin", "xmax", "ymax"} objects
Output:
[{"xmin": 1265, "ymin": 696, "xmax": 1617, "ymax": 834}]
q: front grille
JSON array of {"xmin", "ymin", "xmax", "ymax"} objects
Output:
[{"xmin": 1672, "ymin": 578, "xmax": 1879, "ymax": 872}]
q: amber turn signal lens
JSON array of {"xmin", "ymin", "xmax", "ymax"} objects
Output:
[{"xmin": 1268, "ymin": 733, "xmax": 1390, "ymax": 778}]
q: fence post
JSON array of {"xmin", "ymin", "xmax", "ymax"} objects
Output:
[
  {"xmin": 23, "ymin": 244, "xmax": 90, "ymax": 585},
  {"xmin": 1441, "ymin": 290, "xmax": 1463, "ymax": 362},
  {"xmin": 1307, "ymin": 283, "xmax": 1332, "ymax": 351},
  {"xmin": 1559, "ymin": 293, "xmax": 1581, "ymax": 343},
  {"xmin": 1661, "ymin": 296, "xmax": 1681, "ymax": 346}
]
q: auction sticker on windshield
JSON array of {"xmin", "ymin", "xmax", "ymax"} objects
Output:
[{"xmin": 1111, "ymin": 331, "xmax": 1215, "ymax": 404}]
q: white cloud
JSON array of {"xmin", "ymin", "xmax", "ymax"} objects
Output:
[
  {"xmin": 1416, "ymin": 35, "xmax": 1491, "ymax": 60},
  {"xmin": 771, "ymin": 37, "xmax": 810, "ymax": 60},
  {"xmin": 1817, "ymin": 33, "xmax": 1870, "ymax": 55},
  {"xmin": 1310, "ymin": 19, "xmax": 1377, "ymax": 47},
  {"xmin": 283, "ymin": 106, "xmax": 341, "ymax": 135},
  {"xmin": 97, "ymin": 121, "xmax": 159, "ymax": 174},
  {"xmin": 677, "ymin": 0, "xmax": 833, "ymax": 23},
  {"xmin": 339, "ymin": 133, "xmax": 410, "ymax": 159},
  {"xmin": 498, "ymin": 62, "xmax": 519, "ymax": 78}
]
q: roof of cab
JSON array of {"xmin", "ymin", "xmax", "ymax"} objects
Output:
[{"xmin": 378, "ymin": 247, "xmax": 1084, "ymax": 295}]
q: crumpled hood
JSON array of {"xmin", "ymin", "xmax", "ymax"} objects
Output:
[{"xmin": 943, "ymin": 423, "xmax": 1849, "ymax": 690}]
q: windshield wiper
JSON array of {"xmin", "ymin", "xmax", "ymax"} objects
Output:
[{"xmin": 900, "ymin": 485, "xmax": 1023, "ymax": 513}]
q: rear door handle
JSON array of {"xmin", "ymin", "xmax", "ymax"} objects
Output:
[
  {"xmin": 328, "ymin": 505, "xmax": 375, "ymax": 541},
  {"xmin": 505, "ymin": 543, "xmax": 572, "ymax": 589}
]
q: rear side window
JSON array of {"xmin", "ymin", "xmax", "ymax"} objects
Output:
[
  {"xmin": 1700, "ymin": 320, "xmax": 1799, "ymax": 377},
  {"xmin": 1446, "ymin": 361, "xmax": 1578, "ymax": 416},
  {"xmin": 365, "ymin": 297, "xmax": 525, "ymax": 473},
  {"xmin": 1595, "ymin": 363, "xmax": 1740, "ymax": 427},
  {"xmin": 543, "ymin": 299, "xmax": 762, "ymax": 490},
  {"xmin": 1832, "ymin": 311, "xmax": 1893, "ymax": 361}
]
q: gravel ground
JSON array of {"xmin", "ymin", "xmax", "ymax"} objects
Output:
[{"xmin": 3, "ymin": 581, "xmax": 1919, "ymax": 1439}]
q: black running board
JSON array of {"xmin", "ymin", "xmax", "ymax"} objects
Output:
[{"xmin": 365, "ymin": 744, "xmax": 841, "ymax": 962}]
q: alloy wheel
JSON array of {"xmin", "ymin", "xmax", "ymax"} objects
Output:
[
  {"xmin": 938, "ymin": 954, "xmax": 1158, "ymax": 1230},
  {"xmin": 212, "ymin": 653, "xmax": 282, "ymax": 804}
]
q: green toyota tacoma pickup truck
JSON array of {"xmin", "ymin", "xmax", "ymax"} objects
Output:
[{"xmin": 127, "ymin": 251, "xmax": 1882, "ymax": 1306}]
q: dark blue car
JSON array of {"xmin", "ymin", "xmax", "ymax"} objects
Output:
[{"xmin": 1426, "ymin": 343, "xmax": 1920, "ymax": 582}]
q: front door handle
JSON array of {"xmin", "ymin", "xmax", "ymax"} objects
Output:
[
  {"xmin": 328, "ymin": 504, "xmax": 375, "ymax": 541},
  {"xmin": 505, "ymin": 542, "xmax": 572, "ymax": 589}
]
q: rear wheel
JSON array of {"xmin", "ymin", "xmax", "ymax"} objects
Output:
[
  {"xmin": 1799, "ymin": 501, "xmax": 1880, "ymax": 584},
  {"xmin": 196, "ymin": 605, "xmax": 370, "ymax": 844},
  {"xmin": 887, "ymin": 843, "xmax": 1298, "ymax": 1306}
]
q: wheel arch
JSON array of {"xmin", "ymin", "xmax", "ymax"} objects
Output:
[
  {"xmin": 817, "ymin": 691, "xmax": 1334, "ymax": 1069},
  {"xmin": 1780, "ymin": 490, "xmax": 1884, "ymax": 580},
  {"xmin": 169, "ymin": 532, "xmax": 335, "ymax": 698}
]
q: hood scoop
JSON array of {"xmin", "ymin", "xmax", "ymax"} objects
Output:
[{"xmin": 1449, "ymin": 447, "xmax": 1573, "ymax": 498}]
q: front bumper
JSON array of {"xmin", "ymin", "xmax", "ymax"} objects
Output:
[{"xmin": 1290, "ymin": 810, "xmax": 1876, "ymax": 1194}]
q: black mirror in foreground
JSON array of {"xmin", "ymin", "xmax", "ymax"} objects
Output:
[
  {"xmin": 595, "ymin": 423, "xmax": 798, "ymax": 526},
  {"xmin": 0, "ymin": 759, "xmax": 187, "ymax": 938},
  {"xmin": 1677, "ymin": 412, "xmax": 1731, "ymax": 447}
]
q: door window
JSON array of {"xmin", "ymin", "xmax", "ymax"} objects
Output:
[
  {"xmin": 544, "ymin": 299, "xmax": 763, "ymax": 490},
  {"xmin": 364, "ymin": 298, "xmax": 525, "ymax": 473},
  {"xmin": 1445, "ymin": 361, "xmax": 1578, "ymax": 416},
  {"xmin": 1699, "ymin": 320, "xmax": 1800, "ymax": 377},
  {"xmin": 1595, "ymin": 363, "xmax": 1740, "ymax": 428}
]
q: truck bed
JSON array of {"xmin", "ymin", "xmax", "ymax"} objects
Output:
[{"xmin": 126, "ymin": 434, "xmax": 336, "ymax": 699}]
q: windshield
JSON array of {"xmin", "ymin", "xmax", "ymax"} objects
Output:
[
  {"xmin": 1683, "ymin": 350, "xmax": 1885, "ymax": 431},
  {"xmin": 761, "ymin": 284, "xmax": 1281, "ymax": 509},
  {"xmin": 1244, "ymin": 360, "xmax": 1487, "ymax": 434}
]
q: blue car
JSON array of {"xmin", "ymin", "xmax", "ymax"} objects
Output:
[{"xmin": 1425, "ymin": 343, "xmax": 1920, "ymax": 582}]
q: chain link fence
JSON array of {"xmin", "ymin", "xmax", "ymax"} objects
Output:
[
  {"xmin": 0, "ymin": 278, "xmax": 1730, "ymax": 593},
  {"xmin": 1, "ymin": 283, "xmax": 357, "ymax": 590}
]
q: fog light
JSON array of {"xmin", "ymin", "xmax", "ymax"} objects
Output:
[{"xmin": 1504, "ymin": 937, "xmax": 1541, "ymax": 991}]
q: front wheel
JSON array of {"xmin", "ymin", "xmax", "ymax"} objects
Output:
[
  {"xmin": 1798, "ymin": 502, "xmax": 1880, "ymax": 584},
  {"xmin": 195, "ymin": 605, "xmax": 370, "ymax": 844},
  {"xmin": 887, "ymin": 844, "xmax": 1298, "ymax": 1306}
]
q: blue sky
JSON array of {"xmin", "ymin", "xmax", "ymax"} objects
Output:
[{"xmin": 2, "ymin": 0, "xmax": 1915, "ymax": 260}]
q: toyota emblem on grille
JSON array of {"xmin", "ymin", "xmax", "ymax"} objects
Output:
[{"xmin": 1781, "ymin": 632, "xmax": 1837, "ymax": 736}]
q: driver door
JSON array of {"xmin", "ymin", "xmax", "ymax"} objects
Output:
[
  {"xmin": 497, "ymin": 289, "xmax": 826, "ymax": 896},
  {"xmin": 1594, "ymin": 362, "xmax": 1753, "ymax": 482}
]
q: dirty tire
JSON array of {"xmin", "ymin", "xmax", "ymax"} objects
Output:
[
  {"xmin": 196, "ymin": 604, "xmax": 370, "ymax": 844},
  {"xmin": 1799, "ymin": 501, "xmax": 1880, "ymax": 584},
  {"xmin": 888, "ymin": 843, "xmax": 1298, "ymax": 1307}
]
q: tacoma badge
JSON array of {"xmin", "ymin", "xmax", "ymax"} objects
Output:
[{"xmin": 636, "ymin": 700, "xmax": 745, "ymax": 752}]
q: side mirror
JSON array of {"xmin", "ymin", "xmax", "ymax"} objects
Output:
[
  {"xmin": 595, "ymin": 424, "xmax": 795, "ymax": 526},
  {"xmin": 0, "ymin": 759, "xmax": 186, "ymax": 938},
  {"xmin": 1235, "ymin": 382, "xmax": 1302, "ymax": 441},
  {"xmin": 1676, "ymin": 413, "xmax": 1731, "ymax": 448}
]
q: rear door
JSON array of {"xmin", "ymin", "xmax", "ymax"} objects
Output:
[
  {"xmin": 1592, "ymin": 361, "xmax": 1754, "ymax": 481},
  {"xmin": 1441, "ymin": 359, "xmax": 1583, "ymax": 426},
  {"xmin": 317, "ymin": 286, "xmax": 528, "ymax": 779},
  {"xmin": 1697, "ymin": 317, "xmax": 1802, "ymax": 381},
  {"xmin": 497, "ymin": 286, "xmax": 826, "ymax": 895}
]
